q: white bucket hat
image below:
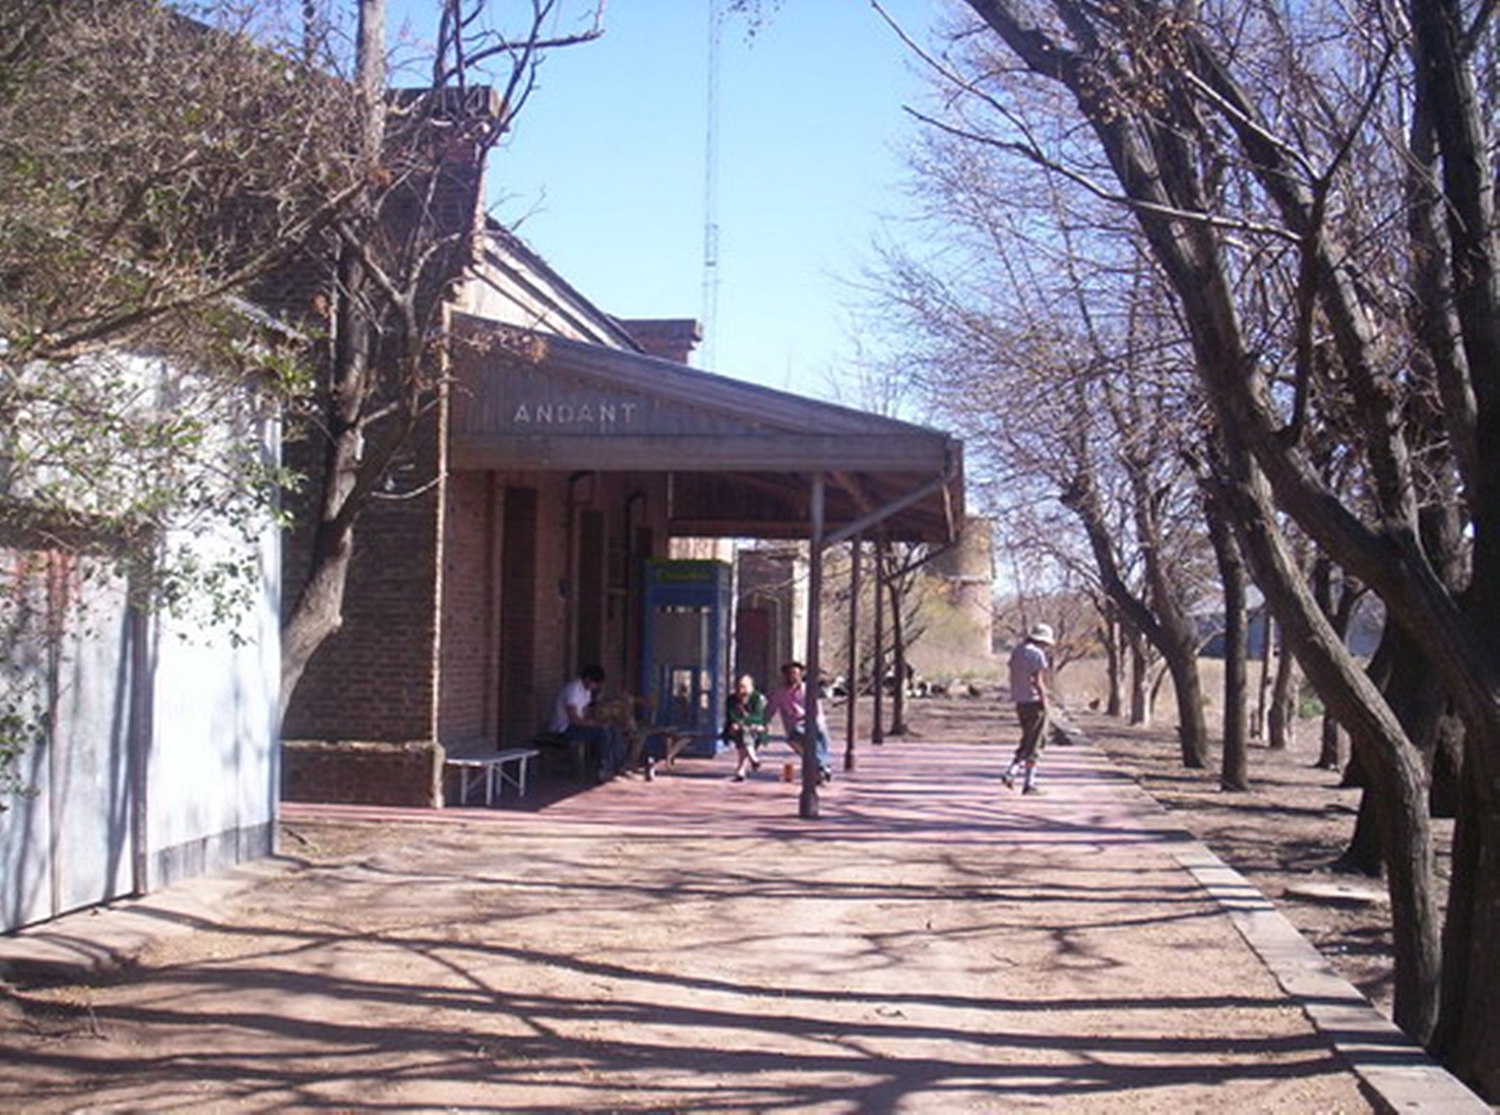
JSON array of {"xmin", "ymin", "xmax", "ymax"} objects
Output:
[{"xmin": 1028, "ymin": 623, "xmax": 1055, "ymax": 645}]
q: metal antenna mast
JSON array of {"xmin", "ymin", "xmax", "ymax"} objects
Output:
[{"xmin": 701, "ymin": 0, "xmax": 722, "ymax": 368}]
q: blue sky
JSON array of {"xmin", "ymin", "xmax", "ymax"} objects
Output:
[{"xmin": 476, "ymin": 1, "xmax": 941, "ymax": 398}]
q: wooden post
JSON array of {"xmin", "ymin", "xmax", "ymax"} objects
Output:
[
  {"xmin": 871, "ymin": 533, "xmax": 886, "ymax": 745},
  {"xmin": 801, "ymin": 473, "xmax": 824, "ymax": 819},
  {"xmin": 845, "ymin": 536, "xmax": 860, "ymax": 771}
]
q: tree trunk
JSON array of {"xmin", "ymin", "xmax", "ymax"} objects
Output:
[
  {"xmin": 1221, "ymin": 465, "xmax": 1440, "ymax": 1042},
  {"xmin": 1312, "ymin": 557, "xmax": 1359, "ymax": 770},
  {"xmin": 280, "ymin": 0, "xmax": 385, "ymax": 714},
  {"xmin": 1267, "ymin": 647, "xmax": 1296, "ymax": 751},
  {"xmin": 1434, "ymin": 758, "xmax": 1500, "ymax": 1096},
  {"xmin": 1317, "ymin": 718, "xmax": 1343, "ymax": 772},
  {"xmin": 1129, "ymin": 632, "xmax": 1150, "ymax": 725},
  {"xmin": 1252, "ymin": 614, "xmax": 1273, "ymax": 741},
  {"xmin": 1405, "ymin": 1, "xmax": 1500, "ymax": 1082},
  {"xmin": 885, "ymin": 552, "xmax": 909, "ymax": 736},
  {"xmin": 281, "ymin": 516, "xmax": 354, "ymax": 715},
  {"xmin": 1114, "ymin": 401, "xmax": 1209, "ymax": 768},
  {"xmin": 1162, "ymin": 639, "xmax": 1209, "ymax": 769},
  {"xmin": 1062, "ymin": 475, "xmax": 1202, "ymax": 759},
  {"xmin": 1204, "ymin": 481, "xmax": 1248, "ymax": 790},
  {"xmin": 1335, "ymin": 783, "xmax": 1386, "ymax": 876},
  {"xmin": 1103, "ymin": 606, "xmax": 1123, "ymax": 717},
  {"xmin": 871, "ymin": 534, "xmax": 886, "ymax": 744},
  {"xmin": 280, "ymin": 236, "xmax": 372, "ymax": 714}
]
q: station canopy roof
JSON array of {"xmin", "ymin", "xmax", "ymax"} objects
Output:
[{"xmin": 447, "ymin": 313, "xmax": 965, "ymax": 544}]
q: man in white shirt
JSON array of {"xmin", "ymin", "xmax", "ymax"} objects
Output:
[
  {"xmin": 1003, "ymin": 624, "xmax": 1054, "ymax": 795},
  {"xmin": 548, "ymin": 664, "xmax": 622, "ymax": 781}
]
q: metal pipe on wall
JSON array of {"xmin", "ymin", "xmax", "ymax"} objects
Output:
[{"xmin": 128, "ymin": 566, "xmax": 154, "ymax": 897}]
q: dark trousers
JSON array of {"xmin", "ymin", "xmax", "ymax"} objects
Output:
[
  {"xmin": 564, "ymin": 723, "xmax": 622, "ymax": 780},
  {"xmin": 1012, "ymin": 701, "xmax": 1047, "ymax": 764}
]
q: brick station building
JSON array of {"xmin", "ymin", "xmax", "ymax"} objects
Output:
[{"xmin": 281, "ymin": 220, "xmax": 965, "ymax": 808}]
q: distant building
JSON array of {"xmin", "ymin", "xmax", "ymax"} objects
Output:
[{"xmin": 921, "ymin": 517, "xmax": 997, "ymax": 677}]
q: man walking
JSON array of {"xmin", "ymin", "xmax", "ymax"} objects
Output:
[{"xmin": 1004, "ymin": 624, "xmax": 1054, "ymax": 795}]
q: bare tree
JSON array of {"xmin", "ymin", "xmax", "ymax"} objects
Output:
[
  {"xmin": 0, "ymin": 0, "xmax": 363, "ymax": 797},
  {"xmin": 276, "ymin": 0, "xmax": 601, "ymax": 711},
  {"xmin": 867, "ymin": 149, "xmax": 1220, "ymax": 764},
  {"xmin": 954, "ymin": 0, "xmax": 1499, "ymax": 1086},
  {"xmin": 1311, "ymin": 557, "xmax": 1365, "ymax": 770},
  {"xmin": 0, "ymin": 0, "xmax": 356, "ymax": 550},
  {"xmin": 876, "ymin": 539, "xmax": 932, "ymax": 735},
  {"xmin": 0, "ymin": 0, "xmax": 358, "ymax": 371}
]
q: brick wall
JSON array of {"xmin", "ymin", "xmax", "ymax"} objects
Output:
[
  {"xmin": 437, "ymin": 469, "xmax": 496, "ymax": 746},
  {"xmin": 618, "ymin": 318, "xmax": 702, "ymax": 363},
  {"xmin": 281, "ymin": 739, "xmax": 442, "ymax": 807},
  {"xmin": 285, "ymin": 447, "xmax": 675, "ymax": 761},
  {"xmin": 523, "ymin": 471, "xmax": 671, "ymax": 719},
  {"xmin": 282, "ymin": 410, "xmax": 443, "ymax": 742}
]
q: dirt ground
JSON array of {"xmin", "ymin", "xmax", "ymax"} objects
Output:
[
  {"xmin": 0, "ymin": 691, "xmax": 1457, "ymax": 1113},
  {"xmin": 1074, "ymin": 712, "xmax": 1419, "ymax": 1022},
  {"xmin": 1035, "ymin": 658, "xmax": 1428, "ymax": 1023}
]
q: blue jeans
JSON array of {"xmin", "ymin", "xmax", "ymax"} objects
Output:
[{"xmin": 789, "ymin": 725, "xmax": 831, "ymax": 772}]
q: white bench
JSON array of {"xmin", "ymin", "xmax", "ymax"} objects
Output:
[{"xmin": 445, "ymin": 747, "xmax": 539, "ymax": 806}]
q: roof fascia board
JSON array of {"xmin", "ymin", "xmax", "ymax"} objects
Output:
[
  {"xmin": 667, "ymin": 516, "xmax": 943, "ymax": 543},
  {"xmin": 450, "ymin": 432, "xmax": 951, "ymax": 473}
]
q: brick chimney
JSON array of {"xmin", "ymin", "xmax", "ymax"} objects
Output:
[{"xmin": 620, "ymin": 319, "xmax": 703, "ymax": 364}]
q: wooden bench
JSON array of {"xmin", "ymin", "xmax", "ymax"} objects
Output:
[
  {"xmin": 641, "ymin": 729, "xmax": 697, "ymax": 779},
  {"xmin": 445, "ymin": 747, "xmax": 539, "ymax": 806}
]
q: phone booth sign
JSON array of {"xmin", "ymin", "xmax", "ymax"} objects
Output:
[{"xmin": 640, "ymin": 559, "xmax": 731, "ymax": 757}]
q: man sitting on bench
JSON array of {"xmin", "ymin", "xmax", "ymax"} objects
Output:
[{"xmin": 548, "ymin": 664, "xmax": 625, "ymax": 782}]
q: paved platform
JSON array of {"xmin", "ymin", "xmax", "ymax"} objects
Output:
[{"xmin": 1, "ymin": 737, "xmax": 1488, "ymax": 1113}]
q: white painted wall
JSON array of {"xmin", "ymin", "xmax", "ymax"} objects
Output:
[
  {"xmin": 0, "ymin": 368, "xmax": 282, "ymax": 930},
  {"xmin": 146, "ymin": 453, "xmax": 281, "ymax": 889}
]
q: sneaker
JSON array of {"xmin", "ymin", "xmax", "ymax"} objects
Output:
[
  {"xmin": 732, "ymin": 772, "xmax": 746, "ymax": 782},
  {"xmin": 1001, "ymin": 772, "xmax": 1015, "ymax": 790},
  {"xmin": 1022, "ymin": 784, "xmax": 1044, "ymax": 796},
  {"xmin": 644, "ymin": 757, "xmax": 658, "ymax": 782},
  {"xmin": 819, "ymin": 767, "xmax": 833, "ymax": 784}
]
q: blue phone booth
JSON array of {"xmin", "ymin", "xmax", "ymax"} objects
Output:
[{"xmin": 640, "ymin": 559, "xmax": 732, "ymax": 757}]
